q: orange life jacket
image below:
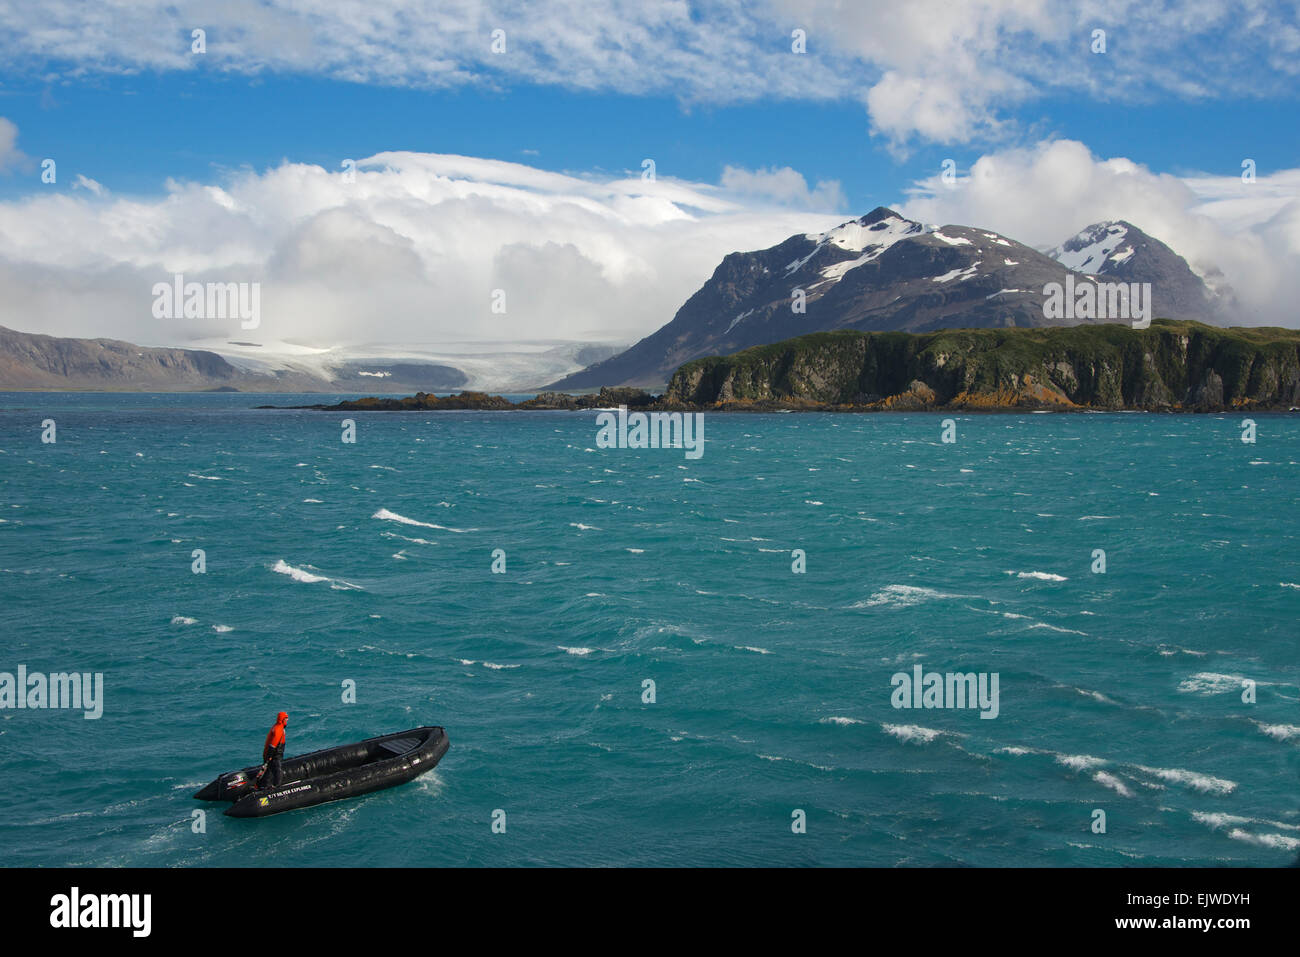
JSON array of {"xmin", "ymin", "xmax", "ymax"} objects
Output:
[{"xmin": 263, "ymin": 720, "xmax": 286, "ymax": 761}]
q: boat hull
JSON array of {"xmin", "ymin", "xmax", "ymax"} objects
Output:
[{"xmin": 193, "ymin": 726, "xmax": 449, "ymax": 818}]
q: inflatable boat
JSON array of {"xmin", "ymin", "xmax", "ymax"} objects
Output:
[{"xmin": 194, "ymin": 726, "xmax": 449, "ymax": 817}]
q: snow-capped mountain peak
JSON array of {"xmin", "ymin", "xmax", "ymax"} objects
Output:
[
  {"xmin": 1048, "ymin": 221, "xmax": 1134, "ymax": 274},
  {"xmin": 1046, "ymin": 219, "xmax": 1226, "ymax": 323},
  {"xmin": 548, "ymin": 211, "xmax": 1229, "ymax": 390},
  {"xmin": 786, "ymin": 207, "xmax": 928, "ymax": 277},
  {"xmin": 805, "ymin": 207, "xmax": 927, "ymax": 251}
]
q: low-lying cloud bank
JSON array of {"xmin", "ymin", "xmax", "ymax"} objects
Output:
[
  {"xmin": 0, "ymin": 137, "xmax": 1295, "ymax": 355},
  {"xmin": 0, "ymin": 148, "xmax": 843, "ymax": 348}
]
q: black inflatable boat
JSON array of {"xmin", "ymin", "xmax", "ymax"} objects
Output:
[{"xmin": 194, "ymin": 726, "xmax": 449, "ymax": 817}]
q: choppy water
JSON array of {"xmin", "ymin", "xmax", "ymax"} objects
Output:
[{"xmin": 1, "ymin": 393, "xmax": 1297, "ymax": 866}]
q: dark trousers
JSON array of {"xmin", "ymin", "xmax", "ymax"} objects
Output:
[{"xmin": 261, "ymin": 755, "xmax": 282, "ymax": 789}]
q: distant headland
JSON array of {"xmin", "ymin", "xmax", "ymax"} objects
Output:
[{"xmin": 266, "ymin": 321, "xmax": 1300, "ymax": 414}]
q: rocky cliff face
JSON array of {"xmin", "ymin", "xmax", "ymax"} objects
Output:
[{"xmin": 663, "ymin": 320, "xmax": 1300, "ymax": 412}]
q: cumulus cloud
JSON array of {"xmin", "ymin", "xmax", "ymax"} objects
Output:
[
  {"xmin": 0, "ymin": 152, "xmax": 845, "ymax": 347},
  {"xmin": 0, "ymin": 117, "xmax": 26, "ymax": 171},
  {"xmin": 784, "ymin": 0, "xmax": 1047, "ymax": 147},
  {"xmin": 71, "ymin": 174, "xmax": 105, "ymax": 195},
  {"xmin": 782, "ymin": 0, "xmax": 1300, "ymax": 149},
  {"xmin": 719, "ymin": 165, "xmax": 845, "ymax": 211},
  {"xmin": 900, "ymin": 139, "xmax": 1300, "ymax": 326},
  {"xmin": 1, "ymin": 1, "xmax": 1296, "ymax": 147}
]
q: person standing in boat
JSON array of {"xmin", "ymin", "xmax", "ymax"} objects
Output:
[{"xmin": 258, "ymin": 711, "xmax": 289, "ymax": 790}]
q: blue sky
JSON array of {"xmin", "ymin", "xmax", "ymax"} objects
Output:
[
  {"xmin": 2, "ymin": 73, "xmax": 1296, "ymax": 210},
  {"xmin": 0, "ymin": 0, "xmax": 1297, "ymax": 352}
]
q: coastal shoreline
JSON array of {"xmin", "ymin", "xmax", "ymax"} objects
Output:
[
  {"xmin": 258, "ymin": 321, "xmax": 1300, "ymax": 415},
  {"xmin": 259, "ymin": 387, "xmax": 1300, "ymax": 416}
]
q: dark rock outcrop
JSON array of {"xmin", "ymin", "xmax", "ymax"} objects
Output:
[
  {"xmin": 297, "ymin": 385, "xmax": 656, "ymax": 412},
  {"xmin": 662, "ymin": 320, "xmax": 1300, "ymax": 412}
]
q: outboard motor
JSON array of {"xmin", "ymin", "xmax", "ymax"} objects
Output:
[{"xmin": 194, "ymin": 769, "xmax": 260, "ymax": 802}]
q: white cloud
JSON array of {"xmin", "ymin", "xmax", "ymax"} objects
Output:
[
  {"xmin": 1, "ymin": 1, "xmax": 1296, "ymax": 147},
  {"xmin": 781, "ymin": 0, "xmax": 1300, "ymax": 149},
  {"xmin": 719, "ymin": 165, "xmax": 845, "ymax": 211},
  {"xmin": 72, "ymin": 174, "xmax": 105, "ymax": 195},
  {"xmin": 0, "ymin": 152, "xmax": 844, "ymax": 348},
  {"xmin": 0, "ymin": 117, "xmax": 25, "ymax": 171},
  {"xmin": 782, "ymin": 0, "xmax": 1047, "ymax": 147},
  {"xmin": 2, "ymin": 138, "xmax": 1294, "ymax": 369},
  {"xmin": 900, "ymin": 139, "xmax": 1300, "ymax": 326}
]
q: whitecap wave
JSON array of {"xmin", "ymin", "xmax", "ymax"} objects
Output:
[
  {"xmin": 1028, "ymin": 622, "xmax": 1087, "ymax": 635},
  {"xmin": 372, "ymin": 508, "xmax": 468, "ymax": 533},
  {"xmin": 1226, "ymin": 829, "xmax": 1300, "ymax": 851},
  {"xmin": 1177, "ymin": 672, "xmax": 1247, "ymax": 695},
  {"xmin": 1093, "ymin": 771, "xmax": 1133, "ymax": 797},
  {"xmin": 272, "ymin": 559, "xmax": 328, "ymax": 583},
  {"xmin": 271, "ymin": 559, "xmax": 363, "ymax": 591},
  {"xmin": 1192, "ymin": 810, "xmax": 1300, "ymax": 832},
  {"xmin": 1073, "ymin": 687, "xmax": 1114, "ymax": 704},
  {"xmin": 757, "ymin": 753, "xmax": 835, "ymax": 771},
  {"xmin": 1254, "ymin": 721, "xmax": 1300, "ymax": 741},
  {"xmin": 851, "ymin": 584, "xmax": 964, "ymax": 609},
  {"xmin": 1055, "ymin": 753, "xmax": 1108, "ymax": 772},
  {"xmin": 882, "ymin": 723, "xmax": 944, "ymax": 744},
  {"xmin": 382, "ymin": 532, "xmax": 435, "ymax": 546},
  {"xmin": 1134, "ymin": 764, "xmax": 1236, "ymax": 795}
]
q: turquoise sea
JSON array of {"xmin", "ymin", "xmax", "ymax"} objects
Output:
[{"xmin": 1, "ymin": 392, "xmax": 1297, "ymax": 866}]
